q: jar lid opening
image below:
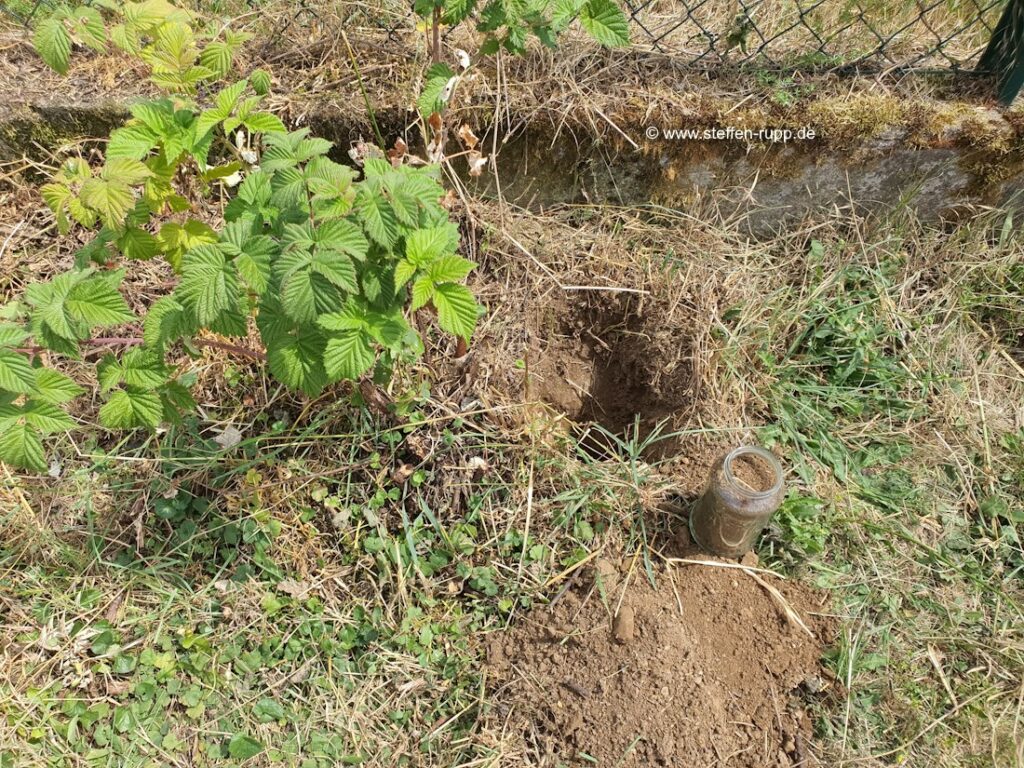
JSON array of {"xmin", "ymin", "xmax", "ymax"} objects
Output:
[{"xmin": 723, "ymin": 446, "xmax": 784, "ymax": 498}]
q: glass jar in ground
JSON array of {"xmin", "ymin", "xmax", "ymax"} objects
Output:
[{"xmin": 689, "ymin": 446, "xmax": 784, "ymax": 558}]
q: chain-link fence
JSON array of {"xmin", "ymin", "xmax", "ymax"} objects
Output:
[
  {"xmin": 1, "ymin": 0, "xmax": 1011, "ymax": 73},
  {"xmin": 627, "ymin": 0, "xmax": 1006, "ymax": 70},
  {"xmin": 2, "ymin": 0, "xmax": 58, "ymax": 24}
]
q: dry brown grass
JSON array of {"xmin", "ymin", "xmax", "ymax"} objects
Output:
[{"xmin": 0, "ymin": 4, "xmax": 1023, "ymax": 764}]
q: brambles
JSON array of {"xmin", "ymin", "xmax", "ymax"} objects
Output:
[
  {"xmin": 4, "ymin": 0, "xmax": 482, "ymax": 470},
  {"xmin": 414, "ymin": 0, "xmax": 629, "ymax": 59}
]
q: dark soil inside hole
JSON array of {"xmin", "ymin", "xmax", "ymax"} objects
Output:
[
  {"xmin": 530, "ymin": 295, "xmax": 697, "ymax": 457},
  {"xmin": 487, "ymin": 553, "xmax": 837, "ymax": 768}
]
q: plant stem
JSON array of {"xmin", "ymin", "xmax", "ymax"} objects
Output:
[
  {"xmin": 18, "ymin": 336, "xmax": 267, "ymax": 363},
  {"xmin": 432, "ymin": 6, "xmax": 442, "ymax": 65},
  {"xmin": 341, "ymin": 30, "xmax": 386, "ymax": 148},
  {"xmin": 191, "ymin": 338, "xmax": 267, "ymax": 362}
]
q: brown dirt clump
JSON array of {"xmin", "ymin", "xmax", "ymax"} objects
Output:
[{"xmin": 488, "ymin": 556, "xmax": 835, "ymax": 767}]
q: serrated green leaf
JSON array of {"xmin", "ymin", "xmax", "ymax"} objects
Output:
[
  {"xmin": 199, "ymin": 40, "xmax": 232, "ymax": 78},
  {"xmin": 234, "ymin": 236, "xmax": 275, "ymax": 294},
  {"xmin": 58, "ymin": 157, "xmax": 91, "ymax": 184},
  {"xmin": 118, "ymin": 348, "xmax": 170, "ymax": 390},
  {"xmin": 178, "ymin": 244, "xmax": 239, "ymax": 325},
  {"xmin": 317, "ymin": 303, "xmax": 367, "ymax": 332},
  {"xmin": 317, "ymin": 220, "xmax": 368, "ymax": 260},
  {"xmin": 265, "ymin": 330, "xmax": 327, "ymax": 396},
  {"xmin": 283, "ymin": 222, "xmax": 315, "ymax": 251},
  {"xmin": 306, "ymin": 157, "xmax": 356, "ymax": 200},
  {"xmin": 579, "ymin": 0, "xmax": 629, "ymax": 47},
  {"xmin": 235, "ymin": 95, "xmax": 262, "ymax": 121},
  {"xmin": 271, "ymin": 167, "xmax": 307, "ymax": 207},
  {"xmin": 97, "ymin": 354, "xmax": 124, "ymax": 392},
  {"xmin": 102, "ymin": 157, "xmax": 153, "ymax": 185},
  {"xmin": 157, "ymin": 220, "xmax": 218, "ymax": 272},
  {"xmin": 160, "ymin": 379, "xmax": 196, "ymax": 414},
  {"xmin": 296, "ymin": 137, "xmax": 333, "ymax": 162},
  {"xmin": 427, "ymin": 254, "xmax": 476, "ymax": 283},
  {"xmin": 443, "ymin": 0, "xmax": 476, "ymax": 25},
  {"xmin": 143, "ymin": 296, "xmax": 189, "ymax": 350},
  {"xmin": 34, "ymin": 18, "xmax": 72, "ymax": 74},
  {"xmin": 262, "ymin": 144, "xmax": 299, "ymax": 173},
  {"xmin": 243, "ymin": 112, "xmax": 286, "ymax": 134},
  {"xmin": 194, "ymin": 109, "xmax": 224, "ymax": 141},
  {"xmin": 0, "ymin": 349, "xmax": 36, "ymax": 394},
  {"xmin": 433, "ymin": 282, "xmax": 478, "ymax": 339},
  {"xmin": 399, "ymin": 170, "xmax": 446, "ymax": 216},
  {"xmin": 366, "ymin": 314, "xmax": 408, "ymax": 347},
  {"xmin": 41, "ymin": 183, "xmax": 72, "ymax": 233},
  {"xmin": 66, "ymin": 275, "xmax": 134, "ymax": 327},
  {"xmin": 323, "ymin": 330, "xmax": 375, "ymax": 381},
  {"xmin": 237, "ymin": 170, "xmax": 272, "ymax": 206},
  {"xmin": 109, "ymin": 22, "xmax": 139, "ymax": 54},
  {"xmin": 251, "ymin": 68, "xmax": 272, "ymax": 95},
  {"xmin": 0, "ymin": 323, "xmax": 29, "ymax": 349},
  {"xmin": 40, "ymin": 181, "xmax": 71, "ymax": 208},
  {"xmin": 311, "ymin": 250, "xmax": 357, "ymax": 293},
  {"xmin": 394, "ymin": 259, "xmax": 417, "ymax": 290},
  {"xmin": 280, "ymin": 267, "xmax": 319, "ymax": 324},
  {"xmin": 362, "ymin": 158, "xmax": 392, "ymax": 180},
  {"xmin": 406, "ymin": 225, "xmax": 456, "ymax": 266},
  {"xmin": 68, "ymin": 196, "xmax": 99, "ymax": 229},
  {"xmin": 418, "ymin": 62, "xmax": 456, "ymax": 118},
  {"xmin": 22, "ymin": 400, "xmax": 75, "ymax": 434},
  {"xmin": 551, "ymin": 0, "xmax": 585, "ymax": 30},
  {"xmin": 215, "ymin": 79, "xmax": 248, "ymax": 115},
  {"xmin": 388, "ymin": 181, "xmax": 420, "ymax": 227},
  {"xmin": 0, "ymin": 400, "xmax": 21, "ymax": 429},
  {"xmin": 129, "ymin": 100, "xmax": 173, "ymax": 133},
  {"xmin": 80, "ymin": 178, "xmax": 134, "ymax": 229},
  {"xmin": 26, "ymin": 272, "xmax": 82, "ymax": 341},
  {"xmin": 117, "ymin": 227, "xmax": 159, "ymax": 260},
  {"xmin": 207, "ymin": 303, "xmax": 248, "ymax": 337},
  {"xmin": 69, "ymin": 6, "xmax": 107, "ymax": 51},
  {"xmin": 0, "ymin": 422, "xmax": 46, "ymax": 472},
  {"xmin": 33, "ymin": 368, "xmax": 84, "ymax": 404},
  {"xmin": 410, "ymin": 277, "xmax": 435, "ymax": 312},
  {"xmin": 361, "ymin": 267, "xmax": 393, "ymax": 305},
  {"xmin": 106, "ymin": 124, "xmax": 159, "ymax": 160},
  {"xmin": 356, "ymin": 189, "xmax": 398, "ymax": 247},
  {"xmin": 99, "ymin": 388, "xmax": 163, "ymax": 429}
]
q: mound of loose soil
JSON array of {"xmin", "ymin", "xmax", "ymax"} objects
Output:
[{"xmin": 488, "ymin": 554, "xmax": 835, "ymax": 767}]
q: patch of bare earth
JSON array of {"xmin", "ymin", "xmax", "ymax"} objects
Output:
[{"xmin": 488, "ymin": 552, "xmax": 836, "ymax": 767}]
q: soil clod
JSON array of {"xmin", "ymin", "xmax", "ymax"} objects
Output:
[{"xmin": 612, "ymin": 605, "xmax": 635, "ymax": 644}]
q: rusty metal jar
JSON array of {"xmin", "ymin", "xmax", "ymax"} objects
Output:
[{"xmin": 689, "ymin": 445, "xmax": 784, "ymax": 558}]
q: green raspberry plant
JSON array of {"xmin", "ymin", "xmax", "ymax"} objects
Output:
[
  {"xmin": 414, "ymin": 0, "xmax": 629, "ymax": 159},
  {"xmin": 2, "ymin": 0, "xmax": 481, "ymax": 471}
]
